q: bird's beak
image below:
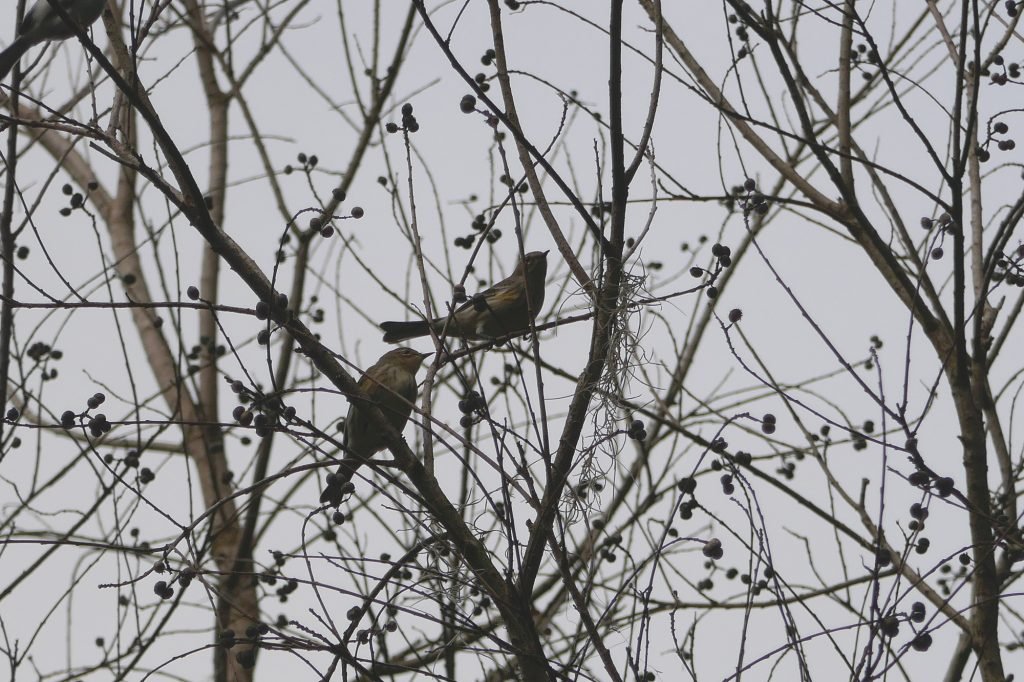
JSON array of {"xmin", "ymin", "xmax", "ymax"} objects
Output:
[{"xmin": 419, "ymin": 351, "xmax": 432, "ymax": 359}]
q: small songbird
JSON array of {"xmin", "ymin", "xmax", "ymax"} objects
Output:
[
  {"xmin": 0, "ymin": 0, "xmax": 107, "ymax": 81},
  {"xmin": 319, "ymin": 347, "xmax": 430, "ymax": 507},
  {"xmin": 380, "ymin": 250, "xmax": 549, "ymax": 343}
]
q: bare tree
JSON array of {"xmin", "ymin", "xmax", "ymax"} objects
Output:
[{"xmin": 2, "ymin": 1, "xmax": 1023, "ymax": 680}]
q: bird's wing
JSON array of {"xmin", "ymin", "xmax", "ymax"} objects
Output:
[{"xmin": 450, "ymin": 273, "xmax": 518, "ymax": 314}]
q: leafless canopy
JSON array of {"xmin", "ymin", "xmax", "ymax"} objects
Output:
[{"xmin": 1, "ymin": 1, "xmax": 1023, "ymax": 680}]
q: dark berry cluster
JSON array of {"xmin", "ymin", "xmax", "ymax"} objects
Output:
[
  {"xmin": 472, "ymin": 68, "xmax": 492, "ymax": 93},
  {"xmin": 253, "ymin": 292, "xmax": 293, "ymax": 346},
  {"xmin": 451, "ymin": 283, "xmax": 468, "ymax": 304},
  {"xmin": 176, "ymin": 566, "xmax": 196, "ymax": 589},
  {"xmin": 498, "ymin": 174, "xmax": 528, "ymax": 195},
  {"xmin": 57, "ymin": 181, "xmax": 99, "ymax": 217},
  {"xmin": 322, "ymin": 475, "xmax": 355, "ymax": 501},
  {"xmin": 879, "ymin": 614, "xmax": 901, "ymax": 638},
  {"xmin": 27, "ymin": 341, "xmax": 62, "ymax": 362},
  {"xmin": 911, "ymin": 632, "xmax": 933, "ymax": 652},
  {"xmin": 994, "ymin": 244, "xmax": 1024, "ymax": 286},
  {"xmin": 255, "ymin": 292, "xmax": 289, "ymax": 322},
  {"xmin": 345, "ymin": 598, "xmax": 403, "ymax": 644},
  {"xmin": 62, "ymin": 390, "xmax": 111, "ymax": 437},
  {"xmin": 308, "ymin": 213, "xmax": 335, "ymax": 238},
  {"xmin": 153, "ymin": 579, "xmax": 174, "ymax": 599},
  {"xmin": 933, "ymin": 559, "xmax": 972, "ymax": 598},
  {"xmin": 738, "ymin": 178, "xmax": 770, "ymax": 216},
  {"xmin": 677, "ymin": 477, "xmax": 697, "ymax": 519},
  {"xmin": 455, "ymin": 212, "xmax": 502, "ymax": 249},
  {"xmin": 710, "ymin": 242, "xmax": 732, "ymax": 268},
  {"xmin": 244, "ymin": 621, "xmax": 270, "ymax": 641},
  {"xmin": 87, "ymin": 412, "xmax": 111, "ymax": 438},
  {"xmin": 986, "ymin": 49, "xmax": 1021, "ymax": 89},
  {"xmin": 850, "ymin": 42, "xmax": 880, "ymax": 67},
  {"xmin": 978, "ymin": 115, "xmax": 1017, "ymax": 161},
  {"xmin": 458, "ymin": 390, "xmax": 487, "ymax": 428},
  {"xmin": 305, "ymin": 294, "xmax": 325, "ymax": 323},
  {"xmin": 776, "ymin": 459, "xmax": 796, "ymax": 480},
  {"xmin": 726, "ymin": 13, "xmax": 749, "ymax": 43},
  {"xmin": 907, "ymin": 468, "xmax": 955, "ymax": 499},
  {"xmin": 282, "ymin": 151, "xmax": 318, "ymax": 175},
  {"xmin": 183, "ymin": 336, "xmax": 226, "ymax": 377},
  {"xmin": 229, "ymin": 379, "xmax": 293, "ymax": 438},
  {"xmin": 100, "ymin": 449, "xmax": 154, "ymax": 484},
  {"xmin": 599, "ymin": 531, "xmax": 623, "ymax": 563},
  {"xmin": 254, "ymin": 552, "xmax": 300, "ymax": 604},
  {"xmin": 275, "ymin": 577, "xmax": 299, "ymax": 603},
  {"xmin": 627, "ymin": 418, "xmax": 647, "ymax": 441},
  {"xmin": 217, "ymin": 628, "xmax": 237, "ymax": 650},
  {"xmin": 908, "ymin": 502, "xmax": 929, "ymax": 532},
  {"xmin": 689, "ymin": 242, "xmax": 733, "ymax": 300},
  {"xmin": 385, "ymin": 103, "xmax": 419, "ymax": 134},
  {"xmin": 702, "ymin": 537, "xmax": 724, "ymax": 560}
]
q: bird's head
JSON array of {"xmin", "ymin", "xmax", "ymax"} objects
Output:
[
  {"xmin": 384, "ymin": 347, "xmax": 431, "ymax": 371},
  {"xmin": 521, "ymin": 250, "xmax": 549, "ymax": 279}
]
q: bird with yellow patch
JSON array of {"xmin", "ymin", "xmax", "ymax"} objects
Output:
[
  {"xmin": 379, "ymin": 250, "xmax": 548, "ymax": 343},
  {"xmin": 320, "ymin": 347, "xmax": 430, "ymax": 507}
]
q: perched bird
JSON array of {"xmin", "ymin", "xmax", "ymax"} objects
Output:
[
  {"xmin": 319, "ymin": 347, "xmax": 430, "ymax": 507},
  {"xmin": 0, "ymin": 0, "xmax": 107, "ymax": 81},
  {"xmin": 380, "ymin": 250, "xmax": 549, "ymax": 343}
]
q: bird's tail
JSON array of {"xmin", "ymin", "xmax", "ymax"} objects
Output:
[
  {"xmin": 0, "ymin": 39, "xmax": 29, "ymax": 82},
  {"xmin": 380, "ymin": 319, "xmax": 432, "ymax": 343}
]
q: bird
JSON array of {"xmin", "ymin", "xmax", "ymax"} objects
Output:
[
  {"xmin": 0, "ymin": 0, "xmax": 107, "ymax": 81},
  {"xmin": 319, "ymin": 347, "xmax": 430, "ymax": 507},
  {"xmin": 380, "ymin": 250, "xmax": 549, "ymax": 344}
]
